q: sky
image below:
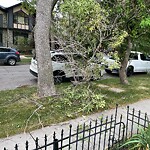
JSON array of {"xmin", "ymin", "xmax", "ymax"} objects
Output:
[{"xmin": 0, "ymin": 0, "xmax": 20, "ymax": 7}]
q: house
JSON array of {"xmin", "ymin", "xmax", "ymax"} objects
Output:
[{"xmin": 0, "ymin": 3, "xmax": 34, "ymax": 49}]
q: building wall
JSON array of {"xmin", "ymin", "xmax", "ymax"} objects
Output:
[
  {"xmin": 0, "ymin": 4, "xmax": 34, "ymax": 49},
  {"xmin": 2, "ymin": 29, "xmax": 7, "ymax": 46},
  {"xmin": 7, "ymin": 30, "xmax": 14, "ymax": 47},
  {"xmin": 0, "ymin": 10, "xmax": 7, "ymax": 28}
]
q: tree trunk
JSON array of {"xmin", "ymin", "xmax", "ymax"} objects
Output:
[
  {"xmin": 119, "ymin": 36, "xmax": 132, "ymax": 84},
  {"xmin": 35, "ymin": 0, "xmax": 56, "ymax": 97}
]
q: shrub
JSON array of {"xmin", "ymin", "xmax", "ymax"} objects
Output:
[
  {"xmin": 54, "ymin": 84, "xmax": 106, "ymax": 115},
  {"xmin": 120, "ymin": 125, "xmax": 150, "ymax": 150}
]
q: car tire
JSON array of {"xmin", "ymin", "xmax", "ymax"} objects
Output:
[
  {"xmin": 53, "ymin": 71, "xmax": 65, "ymax": 84},
  {"xmin": 127, "ymin": 66, "xmax": 134, "ymax": 77},
  {"xmin": 7, "ymin": 58, "xmax": 16, "ymax": 66}
]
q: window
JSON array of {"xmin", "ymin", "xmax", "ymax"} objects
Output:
[
  {"xmin": 13, "ymin": 11, "xmax": 29, "ymax": 25},
  {"xmin": 0, "ymin": 14, "xmax": 3, "ymax": 27},
  {"xmin": 140, "ymin": 54, "xmax": 146, "ymax": 60},
  {"xmin": 129, "ymin": 53, "xmax": 138, "ymax": 60},
  {"xmin": 52, "ymin": 55, "xmax": 68, "ymax": 63},
  {"xmin": 140, "ymin": 54, "xmax": 150, "ymax": 61},
  {"xmin": 0, "ymin": 32, "xmax": 2, "ymax": 44},
  {"xmin": 13, "ymin": 31, "xmax": 28, "ymax": 45},
  {"xmin": 0, "ymin": 48, "xmax": 10, "ymax": 52}
]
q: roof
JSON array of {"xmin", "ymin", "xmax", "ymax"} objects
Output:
[
  {"xmin": 5, "ymin": 2, "xmax": 22, "ymax": 9},
  {"xmin": 0, "ymin": 2, "xmax": 22, "ymax": 12},
  {"xmin": 131, "ymin": 51, "xmax": 142, "ymax": 54},
  {"xmin": 0, "ymin": 5, "xmax": 6, "ymax": 12}
]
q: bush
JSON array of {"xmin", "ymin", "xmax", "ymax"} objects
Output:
[
  {"xmin": 54, "ymin": 84, "xmax": 106, "ymax": 115},
  {"xmin": 120, "ymin": 125, "xmax": 150, "ymax": 150}
]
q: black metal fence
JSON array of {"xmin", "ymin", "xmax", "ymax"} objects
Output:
[
  {"xmin": 3, "ymin": 105, "xmax": 150, "ymax": 150},
  {"xmin": 126, "ymin": 105, "xmax": 149, "ymax": 138}
]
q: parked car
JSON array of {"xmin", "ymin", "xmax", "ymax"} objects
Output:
[
  {"xmin": 30, "ymin": 50, "xmax": 103, "ymax": 83},
  {"xmin": 0, "ymin": 47, "xmax": 21, "ymax": 66},
  {"xmin": 105, "ymin": 51, "xmax": 150, "ymax": 76}
]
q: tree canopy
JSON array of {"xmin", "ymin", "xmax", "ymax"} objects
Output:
[{"xmin": 97, "ymin": 0, "xmax": 150, "ymax": 84}]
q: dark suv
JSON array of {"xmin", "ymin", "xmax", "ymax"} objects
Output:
[{"xmin": 0, "ymin": 47, "xmax": 21, "ymax": 66}]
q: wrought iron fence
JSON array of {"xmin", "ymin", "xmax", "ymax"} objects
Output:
[
  {"xmin": 3, "ymin": 105, "xmax": 150, "ymax": 150},
  {"xmin": 126, "ymin": 105, "xmax": 149, "ymax": 138}
]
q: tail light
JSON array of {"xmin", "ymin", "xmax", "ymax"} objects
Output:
[{"xmin": 15, "ymin": 51, "xmax": 20, "ymax": 55}]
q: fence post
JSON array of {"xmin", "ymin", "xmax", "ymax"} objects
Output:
[
  {"xmin": 35, "ymin": 137, "xmax": 39, "ymax": 149},
  {"xmin": 26, "ymin": 141, "xmax": 29, "ymax": 150},
  {"xmin": 44, "ymin": 134, "xmax": 47, "ymax": 150},
  {"xmin": 53, "ymin": 139, "xmax": 59, "ymax": 150},
  {"xmin": 53, "ymin": 132, "xmax": 58, "ymax": 150},
  {"xmin": 15, "ymin": 144, "xmax": 18, "ymax": 150},
  {"xmin": 126, "ymin": 105, "xmax": 129, "ymax": 140}
]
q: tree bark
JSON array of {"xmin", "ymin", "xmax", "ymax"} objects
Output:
[
  {"xmin": 119, "ymin": 36, "xmax": 132, "ymax": 84},
  {"xmin": 35, "ymin": 0, "xmax": 56, "ymax": 97}
]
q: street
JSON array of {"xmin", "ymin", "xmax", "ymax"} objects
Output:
[
  {"xmin": 0, "ymin": 64, "xmax": 37, "ymax": 91},
  {"xmin": 0, "ymin": 64, "xmax": 114, "ymax": 91}
]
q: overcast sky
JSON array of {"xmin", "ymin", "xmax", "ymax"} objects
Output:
[{"xmin": 0, "ymin": 0, "xmax": 20, "ymax": 7}]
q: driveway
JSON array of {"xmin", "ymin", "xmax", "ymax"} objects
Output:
[{"xmin": 0, "ymin": 64, "xmax": 37, "ymax": 91}]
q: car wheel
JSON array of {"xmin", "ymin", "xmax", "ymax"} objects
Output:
[
  {"xmin": 7, "ymin": 58, "xmax": 16, "ymax": 66},
  {"xmin": 127, "ymin": 66, "xmax": 134, "ymax": 77},
  {"xmin": 53, "ymin": 71, "xmax": 65, "ymax": 84}
]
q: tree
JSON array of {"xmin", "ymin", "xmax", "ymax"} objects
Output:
[
  {"xmin": 22, "ymin": 0, "xmax": 36, "ymax": 14},
  {"xmin": 54, "ymin": 0, "xmax": 110, "ymax": 54},
  {"xmin": 35, "ymin": 0, "xmax": 56, "ymax": 97},
  {"xmin": 21, "ymin": 0, "xmax": 60, "ymax": 97},
  {"xmin": 97, "ymin": 0, "xmax": 150, "ymax": 84},
  {"xmin": 51, "ymin": 0, "xmax": 113, "ymax": 81},
  {"xmin": 22, "ymin": 0, "xmax": 59, "ymax": 49}
]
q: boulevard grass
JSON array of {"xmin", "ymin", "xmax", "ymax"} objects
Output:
[
  {"xmin": 0, "ymin": 74, "xmax": 150, "ymax": 138},
  {"xmin": 19, "ymin": 55, "xmax": 32, "ymax": 65}
]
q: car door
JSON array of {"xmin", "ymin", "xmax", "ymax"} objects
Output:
[
  {"xmin": 147, "ymin": 56, "xmax": 150, "ymax": 72},
  {"xmin": 141, "ymin": 54, "xmax": 150, "ymax": 72},
  {"xmin": 128, "ymin": 53, "xmax": 140, "ymax": 72},
  {"xmin": 52, "ymin": 54, "xmax": 71, "ymax": 77},
  {"xmin": 71, "ymin": 54, "xmax": 86, "ymax": 77},
  {"xmin": 139, "ymin": 54, "xmax": 150, "ymax": 72},
  {"xmin": 0, "ymin": 48, "xmax": 7, "ymax": 63},
  {"xmin": 64, "ymin": 53, "xmax": 84, "ymax": 77}
]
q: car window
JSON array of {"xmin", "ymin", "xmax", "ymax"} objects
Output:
[
  {"xmin": 140, "ymin": 54, "xmax": 150, "ymax": 61},
  {"xmin": 73, "ymin": 54, "xmax": 82, "ymax": 60},
  {"xmin": 68, "ymin": 54, "xmax": 85, "ymax": 61},
  {"xmin": 0, "ymin": 48, "xmax": 10, "ymax": 52},
  {"xmin": 51, "ymin": 55, "xmax": 68, "ymax": 63},
  {"xmin": 129, "ymin": 53, "xmax": 138, "ymax": 60},
  {"xmin": 66, "ymin": 54, "xmax": 87, "ymax": 64},
  {"xmin": 147, "ymin": 56, "xmax": 150, "ymax": 61}
]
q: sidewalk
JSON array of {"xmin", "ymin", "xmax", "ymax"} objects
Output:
[{"xmin": 0, "ymin": 99, "xmax": 150, "ymax": 150}]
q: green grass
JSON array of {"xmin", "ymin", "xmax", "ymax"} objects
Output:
[
  {"xmin": 19, "ymin": 55, "xmax": 32, "ymax": 65},
  {"xmin": 0, "ymin": 74, "xmax": 150, "ymax": 138}
]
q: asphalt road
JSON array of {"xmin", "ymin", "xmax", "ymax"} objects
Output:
[
  {"xmin": 0, "ymin": 64, "xmax": 114, "ymax": 91},
  {"xmin": 0, "ymin": 64, "xmax": 37, "ymax": 91}
]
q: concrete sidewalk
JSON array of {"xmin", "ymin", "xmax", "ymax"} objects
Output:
[{"xmin": 0, "ymin": 99, "xmax": 150, "ymax": 150}]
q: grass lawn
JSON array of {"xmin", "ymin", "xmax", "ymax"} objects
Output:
[
  {"xmin": 0, "ymin": 74, "xmax": 149, "ymax": 138},
  {"xmin": 19, "ymin": 55, "xmax": 32, "ymax": 65}
]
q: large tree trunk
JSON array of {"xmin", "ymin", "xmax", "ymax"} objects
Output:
[
  {"xmin": 35, "ymin": 0, "xmax": 56, "ymax": 97},
  {"xmin": 119, "ymin": 36, "xmax": 132, "ymax": 84}
]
